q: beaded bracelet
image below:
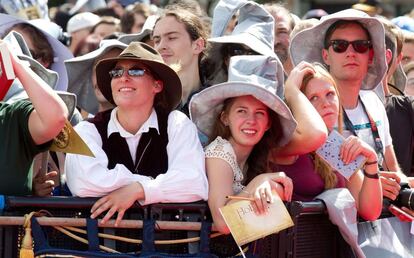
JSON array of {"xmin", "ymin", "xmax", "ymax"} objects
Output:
[{"xmin": 363, "ymin": 170, "xmax": 380, "ymax": 179}]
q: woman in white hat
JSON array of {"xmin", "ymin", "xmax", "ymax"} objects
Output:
[
  {"xmin": 270, "ymin": 62, "xmax": 382, "ymax": 221},
  {"xmin": 190, "ymin": 56, "xmax": 328, "ymax": 236}
]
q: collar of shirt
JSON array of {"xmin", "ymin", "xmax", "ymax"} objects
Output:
[{"xmin": 107, "ymin": 107, "xmax": 160, "ymax": 138}]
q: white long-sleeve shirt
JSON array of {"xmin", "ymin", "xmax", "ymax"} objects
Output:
[{"xmin": 65, "ymin": 108, "xmax": 208, "ymax": 205}]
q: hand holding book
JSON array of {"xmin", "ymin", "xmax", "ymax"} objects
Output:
[
  {"xmin": 316, "ymin": 130, "xmax": 378, "ymax": 180},
  {"xmin": 236, "ymin": 172, "xmax": 293, "ymax": 215},
  {"xmin": 220, "ymin": 191, "xmax": 294, "ymax": 247}
]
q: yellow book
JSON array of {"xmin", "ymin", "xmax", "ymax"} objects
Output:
[{"xmin": 219, "ymin": 194, "xmax": 294, "ymax": 246}]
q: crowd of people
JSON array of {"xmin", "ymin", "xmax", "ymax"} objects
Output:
[{"xmin": 1, "ymin": 0, "xmax": 414, "ymax": 256}]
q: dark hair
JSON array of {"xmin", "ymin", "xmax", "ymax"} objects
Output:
[
  {"xmin": 324, "ymin": 20, "xmax": 371, "ymax": 49},
  {"xmin": 4, "ymin": 23, "xmax": 54, "ymax": 68},
  {"xmin": 73, "ymin": 35, "xmax": 100, "ymax": 57},
  {"xmin": 120, "ymin": 3, "xmax": 151, "ymax": 33},
  {"xmin": 210, "ymin": 97, "xmax": 283, "ymax": 183}
]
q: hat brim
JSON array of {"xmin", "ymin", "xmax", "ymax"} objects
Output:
[
  {"xmin": 95, "ymin": 56, "xmax": 182, "ymax": 112},
  {"xmin": 65, "ymin": 40, "xmax": 127, "ymax": 114},
  {"xmin": 209, "ymin": 32, "xmax": 276, "ymax": 58},
  {"xmin": 189, "ymin": 82, "xmax": 297, "ymax": 147},
  {"xmin": 0, "ymin": 13, "xmax": 73, "ymax": 91},
  {"xmin": 290, "ymin": 9, "xmax": 387, "ymax": 90},
  {"xmin": 56, "ymin": 91, "xmax": 77, "ymax": 120},
  {"xmin": 3, "ymin": 31, "xmax": 59, "ymax": 89},
  {"xmin": 118, "ymin": 28, "xmax": 151, "ymax": 45},
  {"xmin": 118, "ymin": 15, "xmax": 157, "ymax": 45},
  {"xmin": 391, "ymin": 63, "xmax": 407, "ymax": 94}
]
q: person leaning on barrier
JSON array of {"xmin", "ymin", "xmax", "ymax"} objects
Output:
[
  {"xmin": 0, "ymin": 40, "xmax": 68, "ymax": 196},
  {"xmin": 290, "ymin": 9, "xmax": 409, "ymax": 201},
  {"xmin": 65, "ymin": 42, "xmax": 208, "ymax": 226},
  {"xmin": 190, "ymin": 55, "xmax": 297, "ymax": 236},
  {"xmin": 270, "ymin": 62, "xmax": 382, "ymax": 221}
]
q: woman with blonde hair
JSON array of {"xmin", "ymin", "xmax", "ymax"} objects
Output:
[{"xmin": 270, "ymin": 62, "xmax": 382, "ymax": 221}]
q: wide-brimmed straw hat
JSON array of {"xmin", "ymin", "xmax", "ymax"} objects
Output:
[
  {"xmin": 290, "ymin": 9, "xmax": 387, "ymax": 90},
  {"xmin": 190, "ymin": 55, "xmax": 297, "ymax": 147},
  {"xmin": 0, "ymin": 13, "xmax": 73, "ymax": 92},
  {"xmin": 65, "ymin": 39, "xmax": 128, "ymax": 114},
  {"xmin": 209, "ymin": 0, "xmax": 275, "ymax": 58},
  {"xmin": 95, "ymin": 42, "xmax": 182, "ymax": 112}
]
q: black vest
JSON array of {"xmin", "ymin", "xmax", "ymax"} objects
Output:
[{"xmin": 88, "ymin": 109, "xmax": 169, "ymax": 178}]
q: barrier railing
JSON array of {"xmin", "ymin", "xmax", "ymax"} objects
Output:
[{"xmin": 0, "ymin": 196, "xmax": 353, "ymax": 258}]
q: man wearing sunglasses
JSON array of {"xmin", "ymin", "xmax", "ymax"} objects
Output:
[
  {"xmin": 65, "ymin": 42, "xmax": 208, "ymax": 226},
  {"xmin": 290, "ymin": 9, "xmax": 410, "ymax": 201}
]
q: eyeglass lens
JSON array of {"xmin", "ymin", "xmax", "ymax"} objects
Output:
[
  {"xmin": 329, "ymin": 40, "xmax": 372, "ymax": 53},
  {"xmin": 109, "ymin": 67, "xmax": 146, "ymax": 78}
]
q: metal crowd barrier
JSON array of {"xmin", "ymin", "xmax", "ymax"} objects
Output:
[{"xmin": 0, "ymin": 196, "xmax": 353, "ymax": 258}]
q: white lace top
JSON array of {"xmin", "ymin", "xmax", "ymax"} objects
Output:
[{"xmin": 204, "ymin": 136, "xmax": 246, "ymax": 194}]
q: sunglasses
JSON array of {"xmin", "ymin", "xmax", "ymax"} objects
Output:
[
  {"xmin": 326, "ymin": 40, "xmax": 372, "ymax": 53},
  {"xmin": 109, "ymin": 67, "xmax": 149, "ymax": 79}
]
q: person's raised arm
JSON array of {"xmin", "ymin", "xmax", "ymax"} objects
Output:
[
  {"xmin": 276, "ymin": 61, "xmax": 328, "ymax": 156},
  {"xmin": 9, "ymin": 42, "xmax": 68, "ymax": 145}
]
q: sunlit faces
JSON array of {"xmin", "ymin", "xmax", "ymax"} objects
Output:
[
  {"xmin": 152, "ymin": 16, "xmax": 202, "ymax": 67},
  {"xmin": 110, "ymin": 60, "xmax": 162, "ymax": 108},
  {"xmin": 221, "ymin": 95, "xmax": 270, "ymax": 150},
  {"xmin": 322, "ymin": 23, "xmax": 372, "ymax": 83},
  {"xmin": 304, "ymin": 77, "xmax": 339, "ymax": 131}
]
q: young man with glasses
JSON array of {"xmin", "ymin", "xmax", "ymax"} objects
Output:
[
  {"xmin": 290, "ymin": 9, "xmax": 409, "ymax": 200},
  {"xmin": 65, "ymin": 42, "xmax": 208, "ymax": 226}
]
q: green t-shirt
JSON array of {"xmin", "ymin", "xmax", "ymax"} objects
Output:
[{"xmin": 0, "ymin": 100, "xmax": 50, "ymax": 196}]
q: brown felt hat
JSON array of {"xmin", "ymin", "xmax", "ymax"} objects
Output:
[{"xmin": 95, "ymin": 42, "xmax": 182, "ymax": 112}]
